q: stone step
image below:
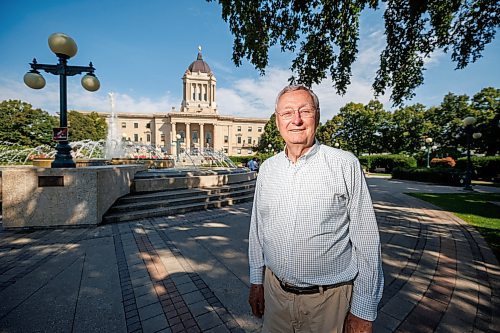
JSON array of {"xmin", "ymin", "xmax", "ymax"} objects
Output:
[
  {"xmin": 109, "ymin": 187, "xmax": 255, "ymax": 213},
  {"xmin": 119, "ymin": 181, "xmax": 255, "ymax": 204},
  {"xmin": 102, "ymin": 194, "xmax": 254, "ymax": 224}
]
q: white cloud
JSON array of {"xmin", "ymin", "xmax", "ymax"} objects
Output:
[
  {"xmin": 217, "ymin": 67, "xmax": 290, "ymax": 119},
  {"xmin": 0, "ymin": 76, "xmax": 178, "ymax": 115}
]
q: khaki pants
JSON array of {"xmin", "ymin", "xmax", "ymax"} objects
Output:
[{"xmin": 262, "ymin": 268, "xmax": 352, "ymax": 333}]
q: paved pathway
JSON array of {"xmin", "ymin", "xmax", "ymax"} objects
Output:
[{"xmin": 0, "ymin": 178, "xmax": 498, "ymax": 332}]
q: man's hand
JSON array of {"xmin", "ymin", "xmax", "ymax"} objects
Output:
[
  {"xmin": 248, "ymin": 284, "xmax": 265, "ymax": 318},
  {"xmin": 345, "ymin": 313, "xmax": 373, "ymax": 333}
]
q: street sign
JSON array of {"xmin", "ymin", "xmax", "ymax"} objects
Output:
[{"xmin": 52, "ymin": 127, "xmax": 68, "ymax": 141}]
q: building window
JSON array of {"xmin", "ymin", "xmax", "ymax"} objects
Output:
[
  {"xmin": 146, "ymin": 123, "xmax": 151, "ymax": 129},
  {"xmin": 134, "ymin": 134, "xmax": 139, "ymax": 142},
  {"xmin": 134, "ymin": 123, "xmax": 138, "ymax": 129},
  {"xmin": 223, "ymin": 148, "xmax": 228, "ymax": 153},
  {"xmin": 247, "ymin": 137, "xmax": 252, "ymax": 145},
  {"xmin": 248, "ymin": 126, "xmax": 252, "ymax": 132},
  {"xmin": 237, "ymin": 136, "xmax": 242, "ymax": 144},
  {"xmin": 121, "ymin": 122, "xmax": 126, "ymax": 128},
  {"xmin": 192, "ymin": 131, "xmax": 199, "ymax": 143},
  {"xmin": 224, "ymin": 135, "xmax": 228, "ymax": 143},
  {"xmin": 147, "ymin": 134, "xmax": 151, "ymax": 142},
  {"xmin": 258, "ymin": 127, "xmax": 262, "ymax": 132},
  {"xmin": 237, "ymin": 126, "xmax": 241, "ymax": 132},
  {"xmin": 247, "ymin": 149, "xmax": 253, "ymax": 154},
  {"xmin": 258, "ymin": 137, "xmax": 261, "ymax": 144},
  {"xmin": 161, "ymin": 134, "xmax": 165, "ymax": 142},
  {"xmin": 237, "ymin": 149, "xmax": 241, "ymax": 154}
]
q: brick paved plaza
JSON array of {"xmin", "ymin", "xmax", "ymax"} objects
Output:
[{"xmin": 0, "ymin": 177, "xmax": 498, "ymax": 332}]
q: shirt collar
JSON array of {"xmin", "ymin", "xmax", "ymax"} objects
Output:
[{"xmin": 283, "ymin": 139, "xmax": 320, "ymax": 164}]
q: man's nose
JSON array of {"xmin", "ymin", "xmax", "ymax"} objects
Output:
[{"xmin": 291, "ymin": 110, "xmax": 304, "ymax": 124}]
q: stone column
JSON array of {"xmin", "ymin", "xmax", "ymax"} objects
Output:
[
  {"xmin": 186, "ymin": 123, "xmax": 191, "ymax": 152},
  {"xmin": 200, "ymin": 124, "xmax": 204, "ymax": 151},
  {"xmin": 171, "ymin": 122, "xmax": 177, "ymax": 155},
  {"xmin": 227, "ymin": 125, "xmax": 232, "ymax": 154}
]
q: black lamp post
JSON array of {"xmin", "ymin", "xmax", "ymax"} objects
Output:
[
  {"xmin": 462, "ymin": 116, "xmax": 481, "ymax": 191},
  {"xmin": 424, "ymin": 137, "xmax": 433, "ymax": 168},
  {"xmin": 24, "ymin": 33, "xmax": 100, "ymax": 168}
]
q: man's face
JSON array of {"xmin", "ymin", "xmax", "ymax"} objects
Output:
[{"xmin": 275, "ymin": 89, "xmax": 318, "ymax": 148}]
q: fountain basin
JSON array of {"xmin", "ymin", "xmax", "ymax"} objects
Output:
[
  {"xmin": 32, "ymin": 158, "xmax": 110, "ymax": 168},
  {"xmin": 31, "ymin": 158, "xmax": 174, "ymax": 169},
  {"xmin": 110, "ymin": 158, "xmax": 174, "ymax": 169}
]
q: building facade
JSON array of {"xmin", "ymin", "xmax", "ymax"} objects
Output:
[{"xmin": 90, "ymin": 50, "xmax": 268, "ymax": 156}]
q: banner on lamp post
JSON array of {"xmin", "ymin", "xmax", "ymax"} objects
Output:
[{"xmin": 52, "ymin": 127, "xmax": 68, "ymax": 141}]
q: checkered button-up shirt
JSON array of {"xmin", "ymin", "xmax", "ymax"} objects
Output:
[{"xmin": 248, "ymin": 142, "xmax": 384, "ymax": 321}]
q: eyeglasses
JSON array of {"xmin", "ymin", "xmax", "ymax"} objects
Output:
[{"xmin": 276, "ymin": 107, "xmax": 316, "ymax": 120}]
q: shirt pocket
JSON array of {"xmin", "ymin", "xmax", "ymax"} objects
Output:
[{"xmin": 311, "ymin": 193, "xmax": 349, "ymax": 232}]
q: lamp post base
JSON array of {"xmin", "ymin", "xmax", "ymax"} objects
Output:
[{"xmin": 51, "ymin": 142, "xmax": 76, "ymax": 168}]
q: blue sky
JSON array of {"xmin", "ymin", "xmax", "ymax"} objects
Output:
[{"xmin": 1, "ymin": 0, "xmax": 498, "ymax": 123}]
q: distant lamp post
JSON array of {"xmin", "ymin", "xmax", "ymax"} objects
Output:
[
  {"xmin": 176, "ymin": 134, "xmax": 182, "ymax": 162},
  {"xmin": 462, "ymin": 116, "xmax": 477, "ymax": 191},
  {"xmin": 424, "ymin": 137, "xmax": 433, "ymax": 168},
  {"xmin": 24, "ymin": 33, "xmax": 100, "ymax": 168}
]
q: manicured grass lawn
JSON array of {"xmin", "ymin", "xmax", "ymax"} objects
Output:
[{"xmin": 408, "ymin": 192, "xmax": 500, "ymax": 261}]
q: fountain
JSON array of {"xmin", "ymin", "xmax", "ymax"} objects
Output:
[{"xmin": 105, "ymin": 92, "xmax": 124, "ymax": 159}]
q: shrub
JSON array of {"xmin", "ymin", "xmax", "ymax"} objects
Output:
[
  {"xmin": 456, "ymin": 156, "xmax": 500, "ymax": 181},
  {"xmin": 392, "ymin": 167, "xmax": 465, "ymax": 186},
  {"xmin": 229, "ymin": 155, "xmax": 253, "ymax": 167},
  {"xmin": 358, "ymin": 154, "xmax": 417, "ymax": 173},
  {"xmin": 430, "ymin": 157, "xmax": 456, "ymax": 168}
]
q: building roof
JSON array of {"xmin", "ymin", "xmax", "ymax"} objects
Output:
[{"xmin": 187, "ymin": 49, "xmax": 211, "ymax": 74}]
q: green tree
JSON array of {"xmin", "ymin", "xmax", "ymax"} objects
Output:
[
  {"xmin": 257, "ymin": 113, "xmax": 285, "ymax": 153},
  {"xmin": 425, "ymin": 93, "xmax": 476, "ymax": 157},
  {"xmin": 209, "ymin": 0, "xmax": 499, "ymax": 105},
  {"xmin": 335, "ymin": 102, "xmax": 372, "ymax": 155},
  {"xmin": 389, "ymin": 104, "xmax": 429, "ymax": 154},
  {"xmin": 68, "ymin": 111, "xmax": 108, "ymax": 141},
  {"xmin": 316, "ymin": 115, "xmax": 344, "ymax": 147},
  {"xmin": 0, "ymin": 99, "xmax": 57, "ymax": 147},
  {"xmin": 471, "ymin": 87, "xmax": 499, "ymax": 155},
  {"xmin": 332, "ymin": 101, "xmax": 391, "ymax": 155}
]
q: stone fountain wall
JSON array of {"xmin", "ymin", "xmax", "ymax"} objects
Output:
[{"xmin": 1, "ymin": 164, "xmax": 146, "ymax": 229}]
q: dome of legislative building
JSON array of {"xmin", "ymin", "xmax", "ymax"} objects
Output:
[{"xmin": 187, "ymin": 47, "xmax": 212, "ymax": 74}]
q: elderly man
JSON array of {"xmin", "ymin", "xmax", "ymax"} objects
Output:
[{"xmin": 248, "ymin": 85, "xmax": 383, "ymax": 333}]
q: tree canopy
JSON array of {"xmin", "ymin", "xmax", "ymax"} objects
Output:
[
  {"xmin": 209, "ymin": 0, "xmax": 499, "ymax": 105},
  {"xmin": 0, "ymin": 100, "xmax": 57, "ymax": 147},
  {"xmin": 68, "ymin": 111, "xmax": 108, "ymax": 142}
]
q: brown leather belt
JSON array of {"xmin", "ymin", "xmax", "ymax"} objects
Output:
[{"xmin": 276, "ymin": 275, "xmax": 352, "ymax": 295}]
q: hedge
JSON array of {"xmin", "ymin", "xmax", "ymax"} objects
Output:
[
  {"xmin": 228, "ymin": 155, "xmax": 253, "ymax": 166},
  {"xmin": 456, "ymin": 156, "xmax": 500, "ymax": 181},
  {"xmin": 358, "ymin": 154, "xmax": 417, "ymax": 173},
  {"xmin": 392, "ymin": 167, "xmax": 465, "ymax": 186}
]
